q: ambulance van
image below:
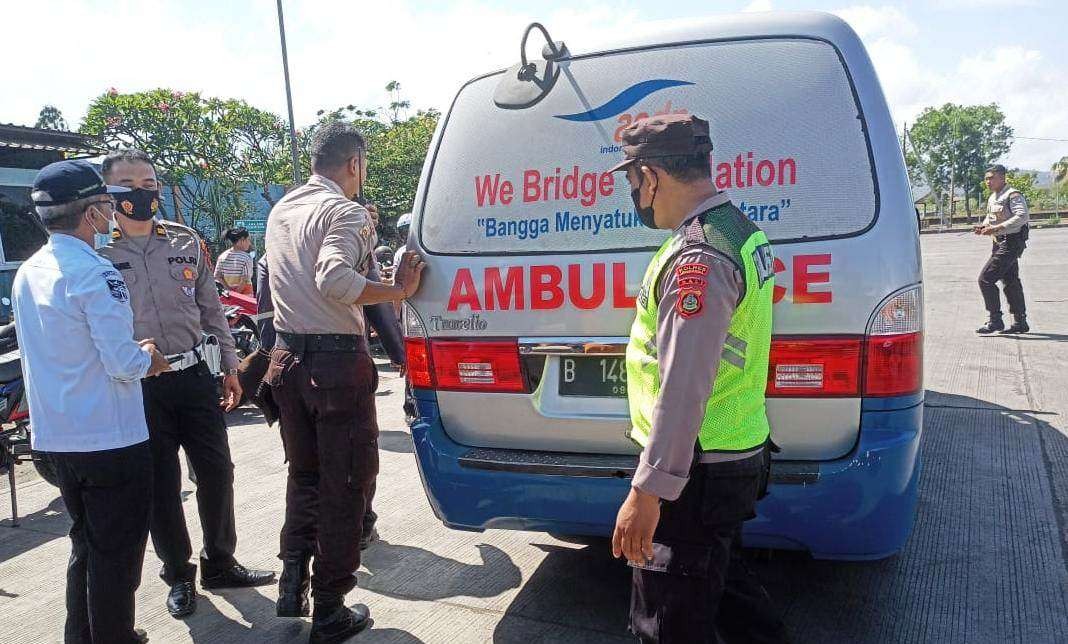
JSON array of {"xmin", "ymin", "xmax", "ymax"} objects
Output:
[{"xmin": 402, "ymin": 11, "xmax": 923, "ymax": 560}]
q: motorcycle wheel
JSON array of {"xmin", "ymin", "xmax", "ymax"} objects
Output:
[{"xmin": 31, "ymin": 450, "xmax": 60, "ymax": 487}]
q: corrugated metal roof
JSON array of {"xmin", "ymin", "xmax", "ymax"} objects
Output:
[{"xmin": 0, "ymin": 123, "xmax": 105, "ymax": 155}]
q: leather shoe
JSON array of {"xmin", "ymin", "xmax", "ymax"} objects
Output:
[
  {"xmin": 135, "ymin": 628, "xmax": 149, "ymax": 643},
  {"xmin": 309, "ymin": 604, "xmax": 371, "ymax": 644},
  {"xmin": 976, "ymin": 318, "xmax": 1005, "ymax": 334},
  {"xmin": 201, "ymin": 562, "xmax": 276, "ymax": 589},
  {"xmin": 1000, "ymin": 318, "xmax": 1030, "ymax": 334},
  {"xmin": 277, "ymin": 551, "xmax": 311, "ymax": 618},
  {"xmin": 166, "ymin": 581, "xmax": 196, "ymax": 619}
]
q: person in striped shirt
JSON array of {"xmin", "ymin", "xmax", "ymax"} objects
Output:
[{"xmin": 215, "ymin": 227, "xmax": 255, "ymax": 295}]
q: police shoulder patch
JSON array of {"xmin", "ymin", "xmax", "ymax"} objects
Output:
[
  {"xmin": 677, "ymin": 289, "xmax": 704, "ymax": 318},
  {"xmin": 102, "ymin": 270, "xmax": 129, "ymax": 303}
]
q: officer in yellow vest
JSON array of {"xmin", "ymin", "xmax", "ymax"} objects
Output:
[{"xmin": 609, "ymin": 115, "xmax": 788, "ymax": 643}]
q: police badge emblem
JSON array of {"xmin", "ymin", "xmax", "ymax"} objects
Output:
[
  {"xmin": 677, "ymin": 289, "xmax": 703, "ymax": 318},
  {"xmin": 181, "ymin": 286, "xmax": 195, "ymax": 298}
]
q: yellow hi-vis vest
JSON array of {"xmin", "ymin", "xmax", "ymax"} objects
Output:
[{"xmin": 626, "ymin": 202, "xmax": 775, "ymax": 453}]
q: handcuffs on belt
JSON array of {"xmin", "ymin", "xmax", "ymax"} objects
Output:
[{"xmin": 163, "ymin": 335, "xmax": 229, "ymax": 374}]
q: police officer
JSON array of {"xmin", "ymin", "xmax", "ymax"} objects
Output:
[
  {"xmin": 252, "ymin": 251, "xmax": 404, "ymax": 550},
  {"xmin": 609, "ymin": 115, "xmax": 788, "ymax": 643},
  {"xmin": 99, "ymin": 149, "xmax": 275, "ymax": 619},
  {"xmin": 975, "ymin": 164, "xmax": 1030, "ymax": 334},
  {"xmin": 265, "ymin": 121, "xmax": 424, "ymax": 643},
  {"xmin": 13, "ymin": 160, "xmax": 172, "ymax": 643}
]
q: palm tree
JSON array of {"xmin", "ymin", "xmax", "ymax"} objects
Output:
[{"xmin": 1052, "ymin": 156, "xmax": 1068, "ymax": 187}]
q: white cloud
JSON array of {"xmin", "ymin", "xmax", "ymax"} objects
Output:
[
  {"xmin": 836, "ymin": 5, "xmax": 1066, "ymax": 170},
  {"xmin": 832, "ymin": 5, "xmax": 918, "ymax": 39},
  {"xmin": 2, "ymin": 1, "xmax": 1063, "ymax": 171},
  {"xmin": 743, "ymin": 0, "xmax": 775, "ymax": 12}
]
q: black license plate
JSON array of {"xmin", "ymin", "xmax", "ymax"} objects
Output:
[{"xmin": 559, "ymin": 356, "xmax": 628, "ymax": 398}]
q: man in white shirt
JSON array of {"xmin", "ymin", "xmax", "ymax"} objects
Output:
[{"xmin": 13, "ymin": 160, "xmax": 170, "ymax": 644}]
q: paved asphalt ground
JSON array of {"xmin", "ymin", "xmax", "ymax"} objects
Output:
[{"xmin": 2, "ymin": 228, "xmax": 1067, "ymax": 643}]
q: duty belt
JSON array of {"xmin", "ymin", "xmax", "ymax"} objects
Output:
[
  {"xmin": 276, "ymin": 332, "xmax": 366, "ymax": 354},
  {"xmin": 165, "ymin": 347, "xmax": 202, "ymax": 371}
]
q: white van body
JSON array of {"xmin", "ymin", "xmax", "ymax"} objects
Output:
[{"xmin": 404, "ymin": 11, "xmax": 924, "ymax": 560}]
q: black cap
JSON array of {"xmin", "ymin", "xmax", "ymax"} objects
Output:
[
  {"xmin": 608, "ymin": 113, "xmax": 714, "ymax": 173},
  {"xmin": 31, "ymin": 160, "xmax": 129, "ymax": 207}
]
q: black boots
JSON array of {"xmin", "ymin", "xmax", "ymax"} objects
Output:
[
  {"xmin": 277, "ymin": 551, "xmax": 311, "ymax": 618},
  {"xmin": 1001, "ymin": 316, "xmax": 1030, "ymax": 334},
  {"xmin": 309, "ymin": 600, "xmax": 371, "ymax": 644},
  {"xmin": 977, "ymin": 315, "xmax": 1029, "ymax": 334},
  {"xmin": 976, "ymin": 316, "xmax": 1005, "ymax": 334}
]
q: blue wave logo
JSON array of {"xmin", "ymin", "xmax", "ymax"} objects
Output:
[{"xmin": 554, "ymin": 79, "xmax": 694, "ymax": 122}]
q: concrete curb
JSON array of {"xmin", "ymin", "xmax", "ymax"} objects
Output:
[{"xmin": 919, "ymin": 222, "xmax": 1067, "ymax": 235}]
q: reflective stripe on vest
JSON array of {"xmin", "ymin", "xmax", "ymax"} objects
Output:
[{"xmin": 625, "ymin": 202, "xmax": 775, "ymax": 453}]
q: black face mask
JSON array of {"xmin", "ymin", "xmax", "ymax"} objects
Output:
[
  {"xmin": 630, "ymin": 171, "xmax": 658, "ymax": 228},
  {"xmin": 115, "ymin": 188, "xmax": 160, "ymax": 222}
]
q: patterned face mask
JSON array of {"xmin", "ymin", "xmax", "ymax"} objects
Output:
[{"xmin": 115, "ymin": 188, "xmax": 160, "ymax": 222}]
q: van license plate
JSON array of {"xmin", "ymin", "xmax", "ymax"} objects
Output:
[{"xmin": 559, "ymin": 357, "xmax": 628, "ymax": 398}]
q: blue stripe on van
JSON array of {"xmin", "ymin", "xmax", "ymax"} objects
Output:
[{"xmin": 553, "ymin": 79, "xmax": 694, "ymax": 122}]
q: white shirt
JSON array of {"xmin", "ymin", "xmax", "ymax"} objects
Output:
[{"xmin": 12, "ymin": 234, "xmax": 151, "ymax": 452}]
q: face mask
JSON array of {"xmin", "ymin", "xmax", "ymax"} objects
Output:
[
  {"xmin": 630, "ymin": 171, "xmax": 658, "ymax": 228},
  {"xmin": 86, "ymin": 206, "xmax": 116, "ymax": 249},
  {"xmin": 115, "ymin": 188, "xmax": 160, "ymax": 222}
]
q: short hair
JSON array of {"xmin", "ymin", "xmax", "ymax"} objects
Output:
[
  {"xmin": 37, "ymin": 196, "xmax": 99, "ymax": 232},
  {"xmin": 985, "ymin": 164, "xmax": 1008, "ymax": 177},
  {"xmin": 101, "ymin": 148, "xmax": 156, "ymax": 179},
  {"xmin": 310, "ymin": 121, "xmax": 366, "ymax": 172},
  {"xmin": 224, "ymin": 226, "xmax": 250, "ymax": 245},
  {"xmin": 640, "ymin": 153, "xmax": 712, "ymax": 183}
]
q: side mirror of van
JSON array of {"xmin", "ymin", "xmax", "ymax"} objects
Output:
[{"xmin": 494, "ymin": 22, "xmax": 570, "ymax": 110}]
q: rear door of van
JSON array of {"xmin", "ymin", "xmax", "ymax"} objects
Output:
[{"xmin": 407, "ymin": 33, "xmax": 916, "ymax": 461}]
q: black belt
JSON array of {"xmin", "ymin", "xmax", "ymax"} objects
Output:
[{"xmin": 276, "ymin": 332, "xmax": 366, "ymax": 354}]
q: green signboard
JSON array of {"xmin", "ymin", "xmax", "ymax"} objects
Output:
[{"xmin": 234, "ymin": 219, "xmax": 267, "ymax": 235}]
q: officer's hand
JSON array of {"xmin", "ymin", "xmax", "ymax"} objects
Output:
[
  {"xmin": 611, "ymin": 487, "xmax": 660, "ymax": 565},
  {"xmin": 144, "ymin": 344, "xmax": 172, "ymax": 378},
  {"xmin": 980, "ymin": 225, "xmax": 997, "ymax": 236},
  {"xmin": 972, "ymin": 225, "xmax": 984, "ymax": 235},
  {"xmin": 394, "ymin": 251, "xmax": 426, "ymax": 299},
  {"xmin": 221, "ymin": 374, "xmax": 242, "ymax": 412}
]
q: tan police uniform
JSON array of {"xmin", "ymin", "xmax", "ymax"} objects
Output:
[
  {"xmin": 99, "ymin": 219, "xmax": 245, "ymax": 587},
  {"xmin": 978, "ymin": 185, "xmax": 1029, "ymax": 329},
  {"xmin": 264, "ymin": 174, "xmax": 381, "ymax": 611}
]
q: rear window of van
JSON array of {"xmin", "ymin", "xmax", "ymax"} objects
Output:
[{"xmin": 419, "ymin": 38, "xmax": 876, "ymax": 255}]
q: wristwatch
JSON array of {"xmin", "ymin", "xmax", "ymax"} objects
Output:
[{"xmin": 224, "ymin": 368, "xmax": 239, "ymax": 377}]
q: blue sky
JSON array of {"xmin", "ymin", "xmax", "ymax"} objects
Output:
[{"xmin": 3, "ymin": 0, "xmax": 1065, "ymax": 169}]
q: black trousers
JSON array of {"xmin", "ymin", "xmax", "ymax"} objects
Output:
[
  {"xmin": 267, "ymin": 348, "xmax": 380, "ymax": 601},
  {"xmin": 42, "ymin": 441, "xmax": 152, "ymax": 644},
  {"xmin": 629, "ymin": 450, "xmax": 788, "ymax": 644},
  {"xmin": 142, "ymin": 362, "xmax": 237, "ymax": 585},
  {"xmin": 978, "ymin": 235, "xmax": 1027, "ymax": 317}
]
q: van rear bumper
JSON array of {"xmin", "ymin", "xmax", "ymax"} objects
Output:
[{"xmin": 410, "ymin": 391, "xmax": 922, "ymax": 560}]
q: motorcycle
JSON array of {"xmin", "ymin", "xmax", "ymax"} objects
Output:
[
  {"xmin": 216, "ymin": 282, "xmax": 261, "ymax": 361},
  {"xmin": 0, "ymin": 322, "xmax": 59, "ymax": 525}
]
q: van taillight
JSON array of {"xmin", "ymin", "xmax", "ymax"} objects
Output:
[
  {"xmin": 405, "ymin": 337, "xmax": 433, "ymax": 389},
  {"xmin": 766, "ymin": 286, "xmax": 922, "ymax": 398},
  {"xmin": 431, "ymin": 340, "xmax": 526, "ymax": 393},
  {"xmin": 767, "ymin": 337, "xmax": 861, "ymax": 397},
  {"xmin": 863, "ymin": 286, "xmax": 923, "ymax": 397},
  {"xmin": 864, "ymin": 332, "xmax": 922, "ymax": 396},
  {"xmin": 402, "ymin": 301, "xmax": 527, "ymax": 393}
]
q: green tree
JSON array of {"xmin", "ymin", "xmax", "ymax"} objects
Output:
[
  {"xmin": 311, "ymin": 83, "xmax": 439, "ymax": 239},
  {"xmin": 981, "ymin": 169, "xmax": 1042, "ymax": 207},
  {"xmin": 35, "ymin": 105, "xmax": 68, "ymax": 131},
  {"xmin": 81, "ymin": 89, "xmax": 278, "ymax": 239},
  {"xmin": 907, "ymin": 103, "xmax": 1013, "ymax": 223}
]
